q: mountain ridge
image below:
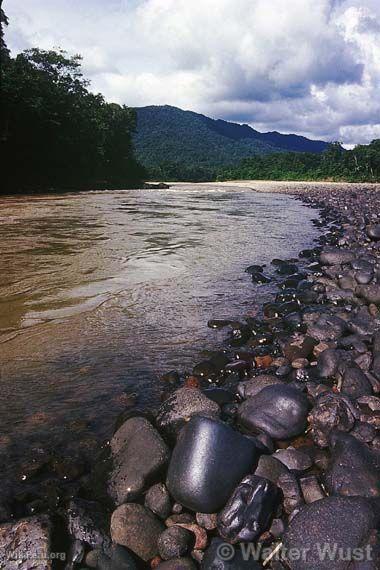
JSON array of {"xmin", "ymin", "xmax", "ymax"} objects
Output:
[{"xmin": 133, "ymin": 105, "xmax": 330, "ymax": 180}]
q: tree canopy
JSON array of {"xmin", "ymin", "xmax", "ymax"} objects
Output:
[{"xmin": 1, "ymin": 14, "xmax": 145, "ymax": 194}]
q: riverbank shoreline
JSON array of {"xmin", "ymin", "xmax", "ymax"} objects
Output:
[{"xmin": 1, "ymin": 183, "xmax": 380, "ymax": 569}]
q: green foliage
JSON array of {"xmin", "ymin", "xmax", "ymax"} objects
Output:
[
  {"xmin": 217, "ymin": 141, "xmax": 380, "ymax": 183},
  {"xmin": 1, "ymin": 39, "xmax": 145, "ymax": 193},
  {"xmin": 134, "ymin": 105, "xmax": 329, "ymax": 182}
]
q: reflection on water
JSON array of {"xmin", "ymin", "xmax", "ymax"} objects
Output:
[{"xmin": 0, "ymin": 184, "xmax": 320, "ymax": 488}]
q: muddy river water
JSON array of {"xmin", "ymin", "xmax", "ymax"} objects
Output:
[{"xmin": 0, "ymin": 184, "xmax": 320, "ymax": 489}]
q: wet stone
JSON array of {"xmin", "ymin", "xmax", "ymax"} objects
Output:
[
  {"xmin": 341, "ymin": 365, "xmax": 373, "ymax": 399},
  {"xmin": 67, "ymin": 498, "xmax": 110, "ymax": 551},
  {"xmin": 158, "ymin": 526, "xmax": 194, "ymax": 560},
  {"xmin": 238, "ymin": 384, "xmax": 309, "ymax": 440},
  {"xmin": 325, "ymin": 431, "xmax": 380, "ymax": 498},
  {"xmin": 217, "ymin": 475, "xmax": 278, "ymax": 543},
  {"xmin": 145, "ymin": 483, "xmax": 172, "ymax": 520},
  {"xmin": 274, "ymin": 447, "xmax": 313, "ymax": 472},
  {"xmin": 156, "ymin": 387, "xmax": 220, "ymax": 438},
  {"xmin": 308, "ymin": 392, "xmax": 358, "ymax": 448},
  {"xmin": 109, "ymin": 417, "xmax": 170, "ymax": 505},
  {"xmin": 110, "ymin": 503, "xmax": 165, "ymax": 562},
  {"xmin": 166, "ymin": 416, "xmax": 257, "ymax": 513},
  {"xmin": 283, "ymin": 496, "xmax": 377, "ymax": 570},
  {"xmin": 0, "ymin": 515, "xmax": 52, "ymax": 570}
]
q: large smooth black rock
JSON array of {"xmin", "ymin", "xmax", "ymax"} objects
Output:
[
  {"xmin": 283, "ymin": 496, "xmax": 376, "ymax": 570},
  {"xmin": 166, "ymin": 416, "xmax": 257, "ymax": 513},
  {"xmin": 217, "ymin": 475, "xmax": 278, "ymax": 543},
  {"xmin": 238, "ymin": 384, "xmax": 309, "ymax": 440},
  {"xmin": 325, "ymin": 432, "xmax": 380, "ymax": 498}
]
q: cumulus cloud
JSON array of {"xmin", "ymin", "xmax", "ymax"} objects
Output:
[{"xmin": 4, "ymin": 0, "xmax": 380, "ymax": 144}]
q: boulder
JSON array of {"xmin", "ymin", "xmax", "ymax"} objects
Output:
[
  {"xmin": 366, "ymin": 224, "xmax": 380, "ymax": 240},
  {"xmin": 67, "ymin": 499, "xmax": 110, "ymax": 551},
  {"xmin": 110, "ymin": 503, "xmax": 164, "ymax": 562},
  {"xmin": 320, "ymin": 248, "xmax": 356, "ymax": 265},
  {"xmin": 325, "ymin": 432, "xmax": 380, "ymax": 498},
  {"xmin": 357, "ymin": 284, "xmax": 380, "ymax": 305},
  {"xmin": 108, "ymin": 417, "xmax": 170, "ymax": 505},
  {"xmin": 217, "ymin": 475, "xmax": 278, "ymax": 543},
  {"xmin": 308, "ymin": 392, "xmax": 358, "ymax": 448},
  {"xmin": 156, "ymin": 388, "xmax": 220, "ymax": 438},
  {"xmin": 238, "ymin": 384, "xmax": 309, "ymax": 440},
  {"xmin": 237, "ymin": 375, "xmax": 284, "ymax": 399},
  {"xmin": 341, "ymin": 366, "xmax": 373, "ymax": 399},
  {"xmin": 0, "ymin": 515, "xmax": 52, "ymax": 570},
  {"xmin": 283, "ymin": 496, "xmax": 376, "ymax": 570},
  {"xmin": 166, "ymin": 416, "xmax": 257, "ymax": 513}
]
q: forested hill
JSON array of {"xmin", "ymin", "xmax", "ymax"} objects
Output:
[
  {"xmin": 1, "ymin": 9, "xmax": 145, "ymax": 194},
  {"xmin": 133, "ymin": 105, "xmax": 329, "ymax": 180}
]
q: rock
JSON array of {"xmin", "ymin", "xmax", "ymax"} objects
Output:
[
  {"xmin": 238, "ymin": 384, "xmax": 309, "ymax": 440},
  {"xmin": 109, "ymin": 417, "xmax": 170, "ymax": 504},
  {"xmin": 145, "ymin": 484, "xmax": 172, "ymax": 520},
  {"xmin": 67, "ymin": 499, "xmax": 110, "ymax": 550},
  {"xmin": 237, "ymin": 375, "xmax": 284, "ymax": 399},
  {"xmin": 156, "ymin": 388, "xmax": 220, "ymax": 438},
  {"xmin": 0, "ymin": 515, "xmax": 52, "ymax": 570},
  {"xmin": 158, "ymin": 526, "xmax": 194, "ymax": 560},
  {"xmin": 203, "ymin": 388, "xmax": 235, "ymax": 405},
  {"xmin": 325, "ymin": 432, "xmax": 380, "ymax": 498},
  {"xmin": 156, "ymin": 558, "xmax": 197, "ymax": 569},
  {"xmin": 307, "ymin": 314, "xmax": 346, "ymax": 342},
  {"xmin": 320, "ymin": 248, "xmax": 356, "ymax": 265},
  {"xmin": 341, "ymin": 365, "xmax": 373, "ymax": 399},
  {"xmin": 317, "ymin": 348, "xmax": 341, "ymax": 378},
  {"xmin": 174, "ymin": 523, "xmax": 207, "ymax": 550},
  {"xmin": 110, "ymin": 503, "xmax": 165, "ymax": 561},
  {"xmin": 357, "ymin": 284, "xmax": 380, "ymax": 305},
  {"xmin": 196, "ymin": 512, "xmax": 218, "ymax": 530},
  {"xmin": 283, "ymin": 496, "xmax": 376, "ymax": 570},
  {"xmin": 254, "ymin": 455, "xmax": 290, "ymax": 484},
  {"xmin": 299, "ymin": 475, "xmax": 325, "ymax": 503},
  {"xmin": 166, "ymin": 416, "xmax": 257, "ymax": 513},
  {"xmin": 274, "ymin": 447, "xmax": 313, "ymax": 472},
  {"xmin": 217, "ymin": 475, "xmax": 278, "ymax": 543},
  {"xmin": 366, "ymin": 224, "xmax": 380, "ymax": 240},
  {"xmin": 201, "ymin": 538, "xmax": 260, "ymax": 569},
  {"xmin": 277, "ymin": 472, "xmax": 304, "ymax": 514},
  {"xmin": 281, "ymin": 334, "xmax": 317, "ymax": 361},
  {"xmin": 96, "ymin": 545, "xmax": 138, "ymax": 569},
  {"xmin": 308, "ymin": 392, "xmax": 358, "ymax": 448}
]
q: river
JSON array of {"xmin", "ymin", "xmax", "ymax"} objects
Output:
[{"xmin": 0, "ymin": 184, "xmax": 320, "ymax": 491}]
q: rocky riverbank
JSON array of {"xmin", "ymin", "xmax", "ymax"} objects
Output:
[{"xmin": 1, "ymin": 183, "xmax": 380, "ymax": 570}]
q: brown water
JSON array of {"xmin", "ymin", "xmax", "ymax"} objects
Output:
[{"xmin": 0, "ymin": 184, "xmax": 320, "ymax": 490}]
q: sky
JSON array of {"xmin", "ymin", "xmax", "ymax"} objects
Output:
[{"xmin": 4, "ymin": 0, "xmax": 380, "ymax": 145}]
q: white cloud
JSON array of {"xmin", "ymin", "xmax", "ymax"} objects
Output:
[{"xmin": 3, "ymin": 0, "xmax": 380, "ymax": 144}]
